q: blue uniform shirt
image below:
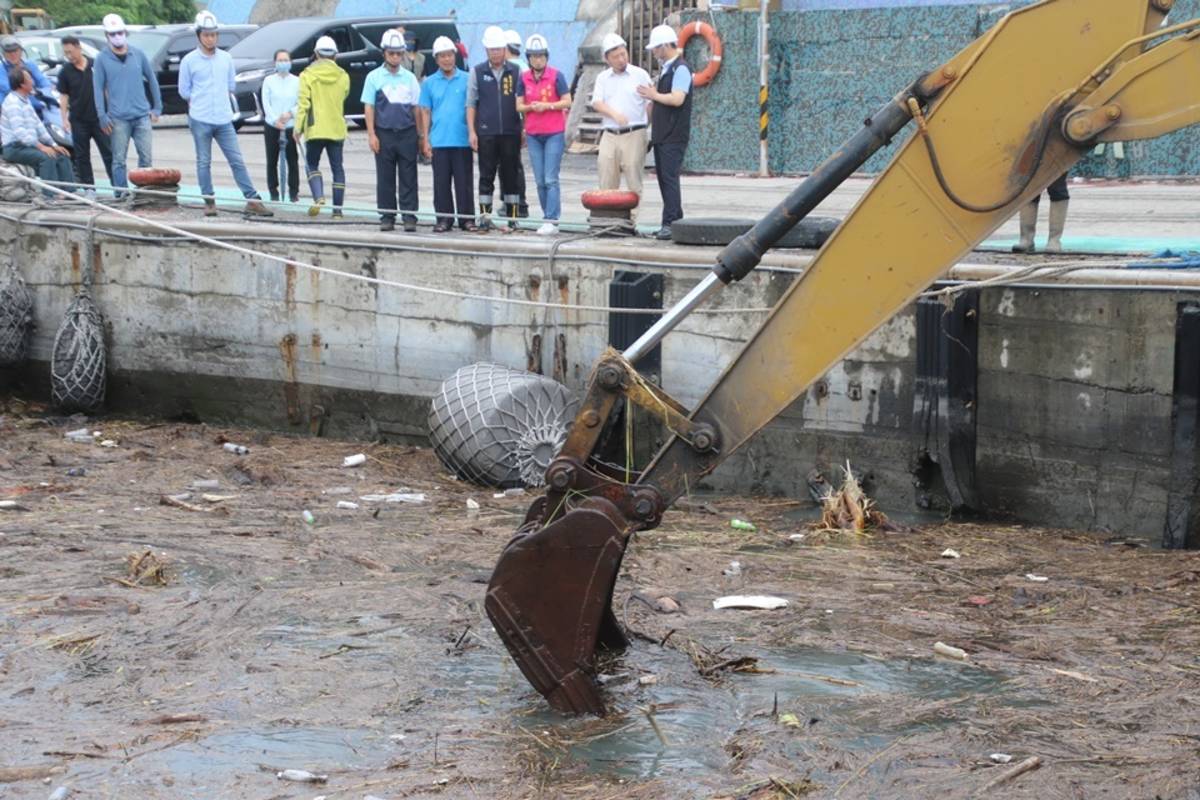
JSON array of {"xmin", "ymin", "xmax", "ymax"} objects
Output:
[
  {"xmin": 418, "ymin": 68, "xmax": 469, "ymax": 148},
  {"xmin": 360, "ymin": 64, "xmax": 420, "ymax": 130}
]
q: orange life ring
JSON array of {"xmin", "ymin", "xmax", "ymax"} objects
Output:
[{"xmin": 677, "ymin": 21, "xmax": 722, "ymax": 87}]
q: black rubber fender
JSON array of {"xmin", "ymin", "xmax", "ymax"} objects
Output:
[{"xmin": 668, "ymin": 215, "xmax": 840, "ymax": 249}]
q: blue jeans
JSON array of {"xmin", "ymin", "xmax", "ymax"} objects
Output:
[
  {"xmin": 2, "ymin": 144, "xmax": 75, "ymax": 199},
  {"xmin": 526, "ymin": 132, "xmax": 564, "ymax": 221},
  {"xmin": 189, "ymin": 118, "xmax": 260, "ymax": 200},
  {"xmin": 109, "ymin": 116, "xmax": 153, "ymax": 190}
]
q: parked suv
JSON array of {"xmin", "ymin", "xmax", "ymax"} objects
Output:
[
  {"xmin": 229, "ymin": 16, "xmax": 462, "ymax": 127},
  {"xmin": 126, "ymin": 24, "xmax": 258, "ymax": 115}
]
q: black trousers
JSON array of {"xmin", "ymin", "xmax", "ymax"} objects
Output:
[
  {"xmin": 477, "ymin": 133, "xmax": 523, "ymax": 217},
  {"xmin": 653, "ymin": 140, "xmax": 687, "ymax": 228},
  {"xmin": 69, "ymin": 117, "xmax": 113, "ymax": 188},
  {"xmin": 263, "ymin": 126, "xmax": 299, "ymax": 200},
  {"xmin": 432, "ymin": 146, "xmax": 474, "ymax": 228},
  {"xmin": 1040, "ymin": 172, "xmax": 1070, "ymax": 203},
  {"xmin": 376, "ymin": 126, "xmax": 418, "ymax": 223}
]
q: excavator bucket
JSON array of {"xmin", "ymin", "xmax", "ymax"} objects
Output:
[{"xmin": 485, "ymin": 498, "xmax": 634, "ymax": 714}]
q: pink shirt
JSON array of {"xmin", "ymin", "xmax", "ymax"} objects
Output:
[{"xmin": 520, "ymin": 66, "xmax": 567, "ymax": 136}]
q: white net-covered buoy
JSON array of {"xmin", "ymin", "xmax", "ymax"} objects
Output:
[
  {"xmin": 428, "ymin": 363, "xmax": 579, "ymax": 488},
  {"xmin": 0, "ymin": 261, "xmax": 33, "ymax": 367}
]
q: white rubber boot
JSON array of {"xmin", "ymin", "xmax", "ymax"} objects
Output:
[
  {"xmin": 1011, "ymin": 202, "xmax": 1038, "ymax": 253},
  {"xmin": 1044, "ymin": 200, "xmax": 1069, "ymax": 253}
]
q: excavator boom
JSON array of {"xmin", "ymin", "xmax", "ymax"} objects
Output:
[{"xmin": 487, "ymin": 0, "xmax": 1200, "ymax": 714}]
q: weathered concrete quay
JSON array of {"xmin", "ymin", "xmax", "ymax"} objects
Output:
[{"xmin": 5, "ymin": 200, "xmax": 1200, "ymax": 540}]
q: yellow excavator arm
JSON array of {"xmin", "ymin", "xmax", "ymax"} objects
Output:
[{"xmin": 487, "ymin": 0, "xmax": 1200, "ymax": 714}]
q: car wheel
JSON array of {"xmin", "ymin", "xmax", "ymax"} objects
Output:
[{"xmin": 668, "ymin": 216, "xmax": 840, "ymax": 249}]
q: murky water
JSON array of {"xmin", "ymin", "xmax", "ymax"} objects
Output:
[{"xmin": 442, "ymin": 639, "xmax": 1015, "ymax": 784}]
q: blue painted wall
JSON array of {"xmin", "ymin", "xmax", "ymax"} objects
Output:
[
  {"xmin": 208, "ymin": 0, "xmax": 591, "ymax": 81},
  {"xmin": 683, "ymin": 1, "xmax": 1200, "ymax": 177}
]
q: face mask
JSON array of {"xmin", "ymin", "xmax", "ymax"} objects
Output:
[
  {"xmin": 108, "ymin": 33, "xmax": 126, "ymax": 47},
  {"xmin": 275, "ymin": 60, "xmax": 291, "ymax": 73}
]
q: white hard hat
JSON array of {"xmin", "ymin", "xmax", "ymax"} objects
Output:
[
  {"xmin": 524, "ymin": 34, "xmax": 548, "ymax": 55},
  {"xmin": 102, "ymin": 13, "xmax": 126, "ymax": 34},
  {"xmin": 314, "ymin": 35, "xmax": 338, "ymax": 56},
  {"xmin": 602, "ymin": 32, "xmax": 627, "ymax": 55},
  {"xmin": 431, "ymin": 35, "xmax": 456, "ymax": 56},
  {"xmin": 194, "ymin": 11, "xmax": 219, "ymax": 33},
  {"xmin": 481, "ymin": 26, "xmax": 506, "ymax": 50},
  {"xmin": 646, "ymin": 24, "xmax": 677, "ymax": 50},
  {"xmin": 505, "ymin": 29, "xmax": 522, "ymax": 49},
  {"xmin": 380, "ymin": 29, "xmax": 406, "ymax": 52}
]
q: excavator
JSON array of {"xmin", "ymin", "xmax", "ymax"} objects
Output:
[{"xmin": 485, "ymin": 0, "xmax": 1200, "ymax": 714}]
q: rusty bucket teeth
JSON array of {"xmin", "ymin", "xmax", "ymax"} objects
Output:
[{"xmin": 485, "ymin": 500, "xmax": 632, "ymax": 715}]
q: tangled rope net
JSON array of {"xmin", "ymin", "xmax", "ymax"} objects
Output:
[
  {"xmin": 428, "ymin": 363, "xmax": 579, "ymax": 488},
  {"xmin": 50, "ymin": 223, "xmax": 107, "ymax": 411},
  {"xmin": 0, "ymin": 259, "xmax": 33, "ymax": 366}
]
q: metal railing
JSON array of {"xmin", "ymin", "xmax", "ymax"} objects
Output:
[{"xmin": 618, "ymin": 0, "xmax": 696, "ymax": 71}]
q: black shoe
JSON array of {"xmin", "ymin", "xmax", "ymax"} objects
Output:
[
  {"xmin": 269, "ymin": 193, "xmax": 280, "ymax": 202},
  {"xmin": 403, "ymin": 219, "xmax": 417, "ymax": 233},
  {"xmin": 289, "ymin": 194, "xmax": 299, "ymax": 203},
  {"xmin": 653, "ymin": 226, "xmax": 673, "ymax": 241},
  {"xmin": 380, "ymin": 218, "xmax": 395, "ymax": 232}
]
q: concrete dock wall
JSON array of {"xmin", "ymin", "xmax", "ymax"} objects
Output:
[
  {"xmin": 683, "ymin": 1, "xmax": 1200, "ymax": 178},
  {"xmin": 2, "ymin": 213, "xmax": 1192, "ymax": 538}
]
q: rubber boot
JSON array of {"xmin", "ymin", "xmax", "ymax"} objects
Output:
[
  {"xmin": 503, "ymin": 194, "xmax": 521, "ymax": 231},
  {"xmin": 307, "ymin": 172, "xmax": 325, "ymax": 217},
  {"xmin": 1044, "ymin": 199, "xmax": 1068, "ymax": 253},
  {"xmin": 1011, "ymin": 201, "xmax": 1038, "ymax": 253},
  {"xmin": 332, "ymin": 182, "xmax": 345, "ymax": 218}
]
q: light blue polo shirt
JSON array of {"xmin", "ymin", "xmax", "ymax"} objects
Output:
[
  {"xmin": 360, "ymin": 64, "xmax": 420, "ymax": 130},
  {"xmin": 418, "ymin": 68, "xmax": 469, "ymax": 149}
]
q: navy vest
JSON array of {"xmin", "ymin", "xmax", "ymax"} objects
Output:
[
  {"xmin": 650, "ymin": 58, "xmax": 692, "ymax": 146},
  {"xmin": 473, "ymin": 61, "xmax": 521, "ymax": 136}
]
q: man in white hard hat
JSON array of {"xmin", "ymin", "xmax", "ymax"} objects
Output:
[
  {"xmin": 503, "ymin": 27, "xmax": 529, "ymax": 218},
  {"xmin": 92, "ymin": 13, "xmax": 162, "ymax": 197},
  {"xmin": 294, "ymin": 36, "xmax": 350, "ymax": 217},
  {"xmin": 592, "ymin": 32, "xmax": 652, "ymax": 221},
  {"xmin": 466, "ymin": 25, "xmax": 525, "ymax": 230},
  {"xmin": 419, "ymin": 35, "xmax": 475, "ymax": 232},
  {"xmin": 362, "ymin": 29, "xmax": 423, "ymax": 232},
  {"xmin": 504, "ymin": 29, "xmax": 527, "ymax": 72},
  {"xmin": 637, "ymin": 24, "xmax": 692, "ymax": 240},
  {"xmin": 179, "ymin": 12, "xmax": 273, "ymax": 218}
]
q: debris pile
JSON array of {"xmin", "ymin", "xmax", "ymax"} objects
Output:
[{"xmin": 814, "ymin": 462, "xmax": 893, "ymax": 532}]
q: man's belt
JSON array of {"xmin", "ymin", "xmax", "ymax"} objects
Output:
[{"xmin": 605, "ymin": 124, "xmax": 647, "ymax": 134}]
